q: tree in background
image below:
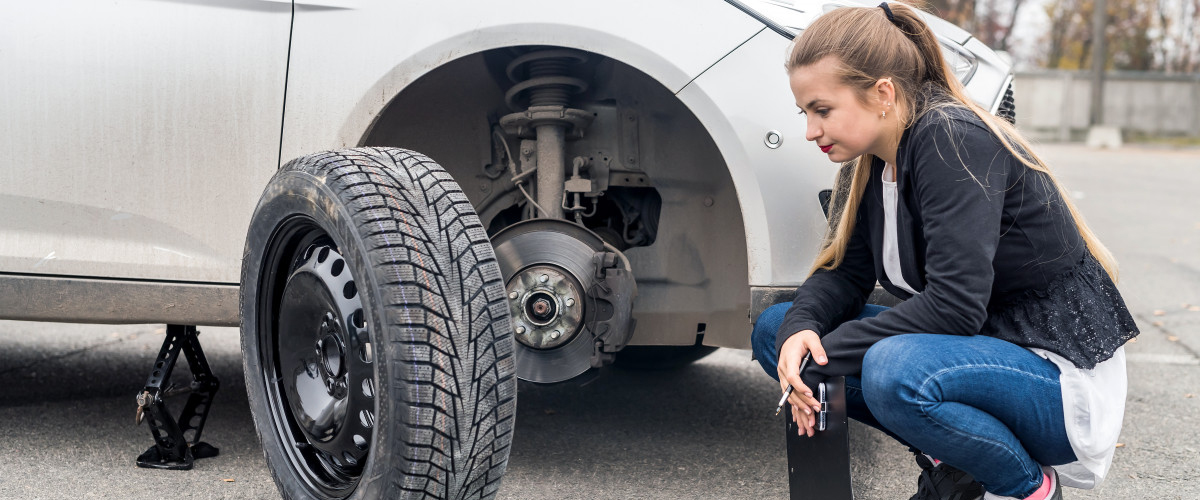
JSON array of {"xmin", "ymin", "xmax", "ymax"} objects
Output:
[
  {"xmin": 1106, "ymin": 0, "xmax": 1155, "ymax": 70},
  {"xmin": 926, "ymin": 0, "xmax": 977, "ymax": 29},
  {"xmin": 1041, "ymin": 0, "xmax": 1085, "ymax": 69},
  {"xmin": 1154, "ymin": 0, "xmax": 1200, "ymax": 72},
  {"xmin": 920, "ymin": 0, "xmax": 1198, "ymax": 72},
  {"xmin": 925, "ymin": 0, "xmax": 1028, "ymax": 50},
  {"xmin": 980, "ymin": 0, "xmax": 1027, "ymax": 50},
  {"xmin": 1041, "ymin": 0, "xmax": 1154, "ymax": 70}
]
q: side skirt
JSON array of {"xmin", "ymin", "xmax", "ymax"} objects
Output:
[{"xmin": 0, "ymin": 274, "xmax": 239, "ymax": 326}]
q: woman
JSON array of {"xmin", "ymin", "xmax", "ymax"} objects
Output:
[{"xmin": 750, "ymin": 3, "xmax": 1139, "ymax": 500}]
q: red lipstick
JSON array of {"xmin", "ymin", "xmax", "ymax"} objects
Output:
[{"xmin": 819, "ymin": 144, "xmax": 833, "ymax": 153}]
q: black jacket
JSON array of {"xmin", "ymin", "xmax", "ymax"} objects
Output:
[{"xmin": 777, "ymin": 105, "xmax": 1139, "ymax": 389}]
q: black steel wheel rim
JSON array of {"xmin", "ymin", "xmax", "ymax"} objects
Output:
[{"xmin": 257, "ymin": 216, "xmax": 376, "ymax": 498}]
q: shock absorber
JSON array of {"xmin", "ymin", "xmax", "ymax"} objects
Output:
[{"xmin": 500, "ymin": 49, "xmax": 594, "ymax": 220}]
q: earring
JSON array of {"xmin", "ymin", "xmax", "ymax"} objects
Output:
[{"xmin": 881, "ymin": 110, "xmax": 887, "ymax": 118}]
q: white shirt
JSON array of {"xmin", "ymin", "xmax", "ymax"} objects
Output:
[
  {"xmin": 1031, "ymin": 347, "xmax": 1127, "ymax": 489},
  {"xmin": 881, "ymin": 163, "xmax": 919, "ymax": 295}
]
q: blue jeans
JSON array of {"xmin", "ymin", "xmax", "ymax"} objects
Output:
[{"xmin": 752, "ymin": 303, "xmax": 1077, "ymax": 497}]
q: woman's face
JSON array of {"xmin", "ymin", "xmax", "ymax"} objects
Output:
[{"xmin": 789, "ymin": 57, "xmax": 890, "ymax": 163}]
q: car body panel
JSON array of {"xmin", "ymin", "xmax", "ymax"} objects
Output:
[
  {"xmin": 0, "ymin": 0, "xmax": 290, "ymax": 283},
  {"xmin": 678, "ymin": 29, "xmax": 832, "ymax": 288}
]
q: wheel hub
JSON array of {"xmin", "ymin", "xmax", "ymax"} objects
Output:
[
  {"xmin": 508, "ymin": 265, "xmax": 583, "ymax": 349},
  {"xmin": 492, "ymin": 219, "xmax": 612, "ymax": 383},
  {"xmin": 273, "ymin": 243, "xmax": 375, "ymax": 487},
  {"xmin": 317, "ymin": 319, "xmax": 345, "ymax": 379},
  {"xmin": 529, "ymin": 295, "xmax": 554, "ymax": 320}
]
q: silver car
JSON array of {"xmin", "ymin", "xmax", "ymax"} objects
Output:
[{"xmin": 0, "ymin": 0, "xmax": 1013, "ymax": 497}]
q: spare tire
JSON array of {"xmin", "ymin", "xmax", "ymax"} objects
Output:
[{"xmin": 241, "ymin": 147, "xmax": 517, "ymax": 499}]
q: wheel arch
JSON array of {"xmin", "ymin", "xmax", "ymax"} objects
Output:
[
  {"xmin": 352, "ymin": 33, "xmax": 767, "ymax": 348},
  {"xmin": 672, "ymin": 80, "xmax": 776, "ymax": 286},
  {"xmin": 341, "ymin": 24, "xmax": 723, "ymax": 150}
]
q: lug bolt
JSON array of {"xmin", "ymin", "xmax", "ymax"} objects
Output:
[
  {"xmin": 515, "ymin": 325, "xmax": 526, "ymax": 335},
  {"xmin": 565, "ymin": 298, "xmax": 575, "ymax": 307},
  {"xmin": 509, "ymin": 291, "xmax": 519, "ymax": 300},
  {"xmin": 550, "ymin": 330, "xmax": 562, "ymax": 340},
  {"xmin": 539, "ymin": 274, "xmax": 549, "ymax": 283}
]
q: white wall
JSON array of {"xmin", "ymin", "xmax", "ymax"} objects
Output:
[{"xmin": 1014, "ymin": 71, "xmax": 1200, "ymax": 141}]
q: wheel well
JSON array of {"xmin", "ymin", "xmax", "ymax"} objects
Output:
[{"xmin": 361, "ymin": 47, "xmax": 751, "ymax": 348}]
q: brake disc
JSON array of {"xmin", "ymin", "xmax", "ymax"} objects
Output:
[{"xmin": 491, "ymin": 219, "xmax": 606, "ymax": 383}]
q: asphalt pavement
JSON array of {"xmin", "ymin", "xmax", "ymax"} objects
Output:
[{"xmin": 0, "ymin": 143, "xmax": 1197, "ymax": 499}]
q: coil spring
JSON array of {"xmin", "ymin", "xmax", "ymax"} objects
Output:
[{"xmin": 505, "ymin": 49, "xmax": 589, "ymax": 110}]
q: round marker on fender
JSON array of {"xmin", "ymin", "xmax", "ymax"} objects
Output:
[{"xmin": 774, "ymin": 352, "xmax": 812, "ymax": 416}]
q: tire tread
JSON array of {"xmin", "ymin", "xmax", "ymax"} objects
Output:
[{"xmin": 264, "ymin": 147, "xmax": 516, "ymax": 500}]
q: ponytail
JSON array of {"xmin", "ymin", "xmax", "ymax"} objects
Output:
[{"xmin": 887, "ymin": 3, "xmax": 961, "ymax": 99}]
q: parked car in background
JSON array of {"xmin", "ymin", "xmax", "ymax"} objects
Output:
[{"xmin": 0, "ymin": 0, "xmax": 1013, "ymax": 498}]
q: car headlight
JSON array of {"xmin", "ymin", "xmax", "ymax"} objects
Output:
[
  {"xmin": 728, "ymin": 0, "xmax": 979, "ymax": 83},
  {"xmin": 939, "ymin": 41, "xmax": 979, "ymax": 83}
]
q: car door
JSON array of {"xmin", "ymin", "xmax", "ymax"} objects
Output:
[{"xmin": 0, "ymin": 0, "xmax": 291, "ymax": 284}]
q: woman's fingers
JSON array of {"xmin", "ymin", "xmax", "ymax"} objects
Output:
[
  {"xmin": 778, "ymin": 329, "xmax": 826, "ymax": 433},
  {"xmin": 804, "ymin": 334, "xmax": 829, "ymax": 366},
  {"xmin": 787, "ymin": 380, "xmax": 819, "ymax": 414},
  {"xmin": 784, "ymin": 368, "xmax": 821, "ymax": 414},
  {"xmin": 791, "ymin": 403, "xmax": 814, "ymax": 437},
  {"xmin": 778, "ymin": 338, "xmax": 809, "ymax": 385}
]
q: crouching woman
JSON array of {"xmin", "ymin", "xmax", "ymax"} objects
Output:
[{"xmin": 750, "ymin": 3, "xmax": 1139, "ymax": 500}]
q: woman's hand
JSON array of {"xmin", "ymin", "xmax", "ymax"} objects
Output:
[{"xmin": 777, "ymin": 330, "xmax": 828, "ymax": 437}]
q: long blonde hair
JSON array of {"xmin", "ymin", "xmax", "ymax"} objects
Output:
[{"xmin": 791, "ymin": 2, "xmax": 1118, "ymax": 281}]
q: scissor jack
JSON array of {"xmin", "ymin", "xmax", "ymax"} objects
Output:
[{"xmin": 133, "ymin": 324, "xmax": 220, "ymax": 470}]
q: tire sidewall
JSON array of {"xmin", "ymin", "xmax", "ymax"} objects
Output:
[{"xmin": 241, "ymin": 168, "xmax": 391, "ymax": 500}]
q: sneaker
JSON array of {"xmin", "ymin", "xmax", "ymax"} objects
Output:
[
  {"xmin": 909, "ymin": 453, "xmax": 985, "ymax": 500},
  {"xmin": 982, "ymin": 467, "xmax": 1062, "ymax": 500},
  {"xmin": 1040, "ymin": 466, "xmax": 1063, "ymax": 500}
]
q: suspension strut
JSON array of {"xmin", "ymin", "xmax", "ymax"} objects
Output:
[{"xmin": 500, "ymin": 48, "xmax": 594, "ymax": 220}]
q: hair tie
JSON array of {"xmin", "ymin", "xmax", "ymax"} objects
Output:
[{"xmin": 878, "ymin": 2, "xmax": 896, "ymax": 23}]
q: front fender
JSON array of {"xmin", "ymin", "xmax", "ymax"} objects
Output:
[
  {"xmin": 677, "ymin": 29, "xmax": 836, "ymax": 290},
  {"xmin": 280, "ymin": 0, "xmax": 763, "ymax": 162}
]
